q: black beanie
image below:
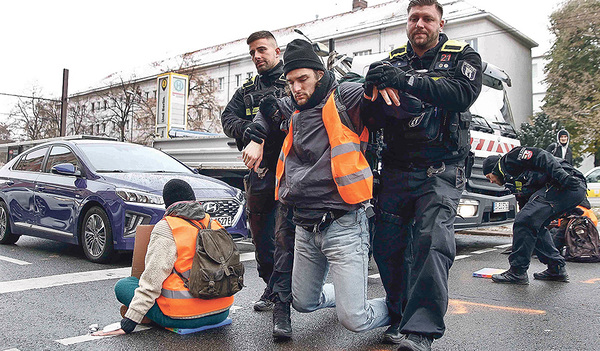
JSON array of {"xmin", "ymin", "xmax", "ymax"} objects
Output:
[
  {"xmin": 162, "ymin": 179, "xmax": 196, "ymax": 208},
  {"xmin": 482, "ymin": 155, "xmax": 501, "ymax": 176},
  {"xmin": 558, "ymin": 129, "xmax": 568, "ymax": 138},
  {"xmin": 283, "ymin": 39, "xmax": 325, "ymax": 75}
]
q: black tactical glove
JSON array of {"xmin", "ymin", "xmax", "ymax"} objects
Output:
[
  {"xmin": 259, "ymin": 95, "xmax": 280, "ymax": 123},
  {"xmin": 365, "ymin": 61, "xmax": 408, "ymax": 91},
  {"xmin": 562, "ymin": 176, "xmax": 581, "ymax": 191},
  {"xmin": 243, "ymin": 122, "xmax": 267, "ymax": 144},
  {"xmin": 363, "ymin": 61, "xmax": 384, "ymax": 98}
]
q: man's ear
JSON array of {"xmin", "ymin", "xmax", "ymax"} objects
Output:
[{"xmin": 317, "ymin": 70, "xmax": 325, "ymax": 80}]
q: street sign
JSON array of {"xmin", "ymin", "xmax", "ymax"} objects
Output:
[{"xmin": 156, "ymin": 72, "xmax": 189, "ymax": 139}]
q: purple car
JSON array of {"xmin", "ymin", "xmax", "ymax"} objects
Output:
[{"xmin": 0, "ymin": 139, "xmax": 247, "ymax": 263}]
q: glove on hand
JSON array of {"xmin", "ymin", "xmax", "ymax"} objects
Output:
[
  {"xmin": 363, "ymin": 61, "xmax": 385, "ymax": 98},
  {"xmin": 243, "ymin": 123, "xmax": 267, "ymax": 144},
  {"xmin": 562, "ymin": 176, "xmax": 580, "ymax": 191},
  {"xmin": 365, "ymin": 61, "xmax": 408, "ymax": 91},
  {"xmin": 259, "ymin": 95, "xmax": 280, "ymax": 123}
]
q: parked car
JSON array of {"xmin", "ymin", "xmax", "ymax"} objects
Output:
[
  {"xmin": 584, "ymin": 166, "xmax": 600, "ymax": 206},
  {"xmin": 0, "ymin": 139, "xmax": 247, "ymax": 263}
]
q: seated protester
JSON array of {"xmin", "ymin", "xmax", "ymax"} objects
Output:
[
  {"xmin": 242, "ymin": 39, "xmax": 390, "ymax": 333},
  {"xmin": 550, "ymin": 202, "xmax": 598, "ymax": 251},
  {"xmin": 482, "ymin": 147, "xmax": 587, "ymax": 284},
  {"xmin": 93, "ymin": 179, "xmax": 233, "ymax": 336}
]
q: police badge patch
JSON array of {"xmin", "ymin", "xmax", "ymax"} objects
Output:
[
  {"xmin": 517, "ymin": 148, "xmax": 533, "ymax": 160},
  {"xmin": 461, "ymin": 62, "xmax": 477, "ymax": 81}
]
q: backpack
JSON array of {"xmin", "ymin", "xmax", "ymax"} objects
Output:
[
  {"xmin": 564, "ymin": 215, "xmax": 600, "ymax": 263},
  {"xmin": 175, "ymin": 219, "xmax": 245, "ymax": 299}
]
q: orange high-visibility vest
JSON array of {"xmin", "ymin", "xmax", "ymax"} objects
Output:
[
  {"xmin": 557, "ymin": 205, "xmax": 599, "ymax": 227},
  {"xmin": 156, "ymin": 216, "xmax": 234, "ymax": 318},
  {"xmin": 275, "ymin": 92, "xmax": 372, "ymax": 204}
]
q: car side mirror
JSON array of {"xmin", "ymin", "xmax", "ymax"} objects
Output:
[{"xmin": 51, "ymin": 163, "xmax": 82, "ymax": 177}]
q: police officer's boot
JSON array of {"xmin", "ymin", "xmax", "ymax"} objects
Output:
[
  {"xmin": 397, "ymin": 333, "xmax": 433, "ymax": 351},
  {"xmin": 533, "ymin": 264, "xmax": 569, "ymax": 282},
  {"xmin": 254, "ymin": 286, "xmax": 274, "ymax": 311},
  {"xmin": 272, "ymin": 300, "xmax": 292, "ymax": 340},
  {"xmin": 491, "ymin": 266, "xmax": 529, "ymax": 285}
]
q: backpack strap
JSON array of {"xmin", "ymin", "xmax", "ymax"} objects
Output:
[
  {"xmin": 171, "ymin": 218, "xmax": 207, "ymax": 287},
  {"xmin": 333, "ymin": 87, "xmax": 356, "ymax": 134}
]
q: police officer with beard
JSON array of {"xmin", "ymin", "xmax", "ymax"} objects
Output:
[
  {"xmin": 361, "ymin": 0, "xmax": 482, "ymax": 349},
  {"xmin": 221, "ymin": 30, "xmax": 288, "ymax": 312}
]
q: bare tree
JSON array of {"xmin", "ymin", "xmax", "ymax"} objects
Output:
[
  {"xmin": 0, "ymin": 121, "xmax": 13, "ymax": 143},
  {"xmin": 100, "ymin": 77, "xmax": 141, "ymax": 142},
  {"xmin": 10, "ymin": 87, "xmax": 46, "ymax": 140},
  {"xmin": 38, "ymin": 100, "xmax": 62, "ymax": 138},
  {"xmin": 132, "ymin": 93, "xmax": 157, "ymax": 146},
  {"xmin": 67, "ymin": 97, "xmax": 93, "ymax": 135}
]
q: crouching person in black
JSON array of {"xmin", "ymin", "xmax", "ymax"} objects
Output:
[{"xmin": 482, "ymin": 147, "xmax": 587, "ymax": 284}]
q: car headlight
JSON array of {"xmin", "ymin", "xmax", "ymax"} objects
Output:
[
  {"xmin": 116, "ymin": 188, "xmax": 164, "ymax": 205},
  {"xmin": 457, "ymin": 198, "xmax": 478, "ymax": 218}
]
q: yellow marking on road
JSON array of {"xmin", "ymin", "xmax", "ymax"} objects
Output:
[
  {"xmin": 449, "ymin": 299, "xmax": 546, "ymax": 315},
  {"xmin": 582, "ymin": 278, "xmax": 600, "ymax": 284}
]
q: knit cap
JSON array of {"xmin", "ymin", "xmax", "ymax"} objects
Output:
[
  {"xmin": 283, "ymin": 39, "xmax": 325, "ymax": 75},
  {"xmin": 163, "ymin": 179, "xmax": 196, "ymax": 208}
]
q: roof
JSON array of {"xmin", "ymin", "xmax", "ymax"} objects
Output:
[{"xmin": 75, "ymin": 0, "xmax": 538, "ymax": 95}]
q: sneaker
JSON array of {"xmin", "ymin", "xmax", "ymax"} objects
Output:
[
  {"xmin": 253, "ymin": 286, "xmax": 274, "ymax": 311},
  {"xmin": 397, "ymin": 333, "xmax": 433, "ymax": 351},
  {"xmin": 272, "ymin": 301, "xmax": 292, "ymax": 340},
  {"xmin": 533, "ymin": 265, "xmax": 569, "ymax": 282},
  {"xmin": 491, "ymin": 267, "xmax": 529, "ymax": 285},
  {"xmin": 120, "ymin": 305, "xmax": 151, "ymax": 324},
  {"xmin": 382, "ymin": 323, "xmax": 403, "ymax": 344}
]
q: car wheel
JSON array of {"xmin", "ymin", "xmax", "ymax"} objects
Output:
[
  {"xmin": 0, "ymin": 201, "xmax": 20, "ymax": 245},
  {"xmin": 80, "ymin": 206, "xmax": 114, "ymax": 263}
]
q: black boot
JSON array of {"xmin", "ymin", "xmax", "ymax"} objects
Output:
[
  {"xmin": 397, "ymin": 333, "xmax": 433, "ymax": 351},
  {"xmin": 253, "ymin": 286, "xmax": 274, "ymax": 311},
  {"xmin": 272, "ymin": 301, "xmax": 292, "ymax": 340},
  {"xmin": 382, "ymin": 322, "xmax": 403, "ymax": 344},
  {"xmin": 534, "ymin": 265, "xmax": 569, "ymax": 282},
  {"xmin": 491, "ymin": 267, "xmax": 529, "ymax": 285}
]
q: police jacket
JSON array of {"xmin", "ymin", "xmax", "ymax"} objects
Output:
[
  {"xmin": 496, "ymin": 146, "xmax": 585, "ymax": 206},
  {"xmin": 255, "ymin": 71, "xmax": 367, "ymax": 214},
  {"xmin": 362, "ymin": 33, "xmax": 483, "ymax": 168},
  {"xmin": 220, "ymin": 61, "xmax": 286, "ymax": 192}
]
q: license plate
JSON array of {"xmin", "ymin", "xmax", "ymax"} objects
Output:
[
  {"xmin": 213, "ymin": 216, "xmax": 233, "ymax": 227},
  {"xmin": 493, "ymin": 201, "xmax": 509, "ymax": 213}
]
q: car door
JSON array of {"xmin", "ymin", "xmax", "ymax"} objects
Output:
[
  {"xmin": 5, "ymin": 146, "xmax": 49, "ymax": 232},
  {"xmin": 34, "ymin": 144, "xmax": 87, "ymax": 239}
]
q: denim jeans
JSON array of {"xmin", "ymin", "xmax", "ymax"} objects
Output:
[{"xmin": 291, "ymin": 208, "xmax": 390, "ymax": 332}]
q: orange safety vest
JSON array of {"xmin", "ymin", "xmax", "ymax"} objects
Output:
[
  {"xmin": 275, "ymin": 92, "xmax": 373, "ymax": 204},
  {"xmin": 557, "ymin": 205, "xmax": 599, "ymax": 227},
  {"xmin": 156, "ymin": 216, "xmax": 234, "ymax": 318}
]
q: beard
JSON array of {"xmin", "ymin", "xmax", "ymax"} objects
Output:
[{"xmin": 409, "ymin": 30, "xmax": 439, "ymax": 51}]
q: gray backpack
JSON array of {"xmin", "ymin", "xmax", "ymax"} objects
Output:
[
  {"xmin": 564, "ymin": 216, "xmax": 600, "ymax": 263},
  {"xmin": 174, "ymin": 219, "xmax": 245, "ymax": 299}
]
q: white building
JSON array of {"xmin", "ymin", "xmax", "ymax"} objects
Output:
[{"xmin": 69, "ymin": 0, "xmax": 538, "ymax": 140}]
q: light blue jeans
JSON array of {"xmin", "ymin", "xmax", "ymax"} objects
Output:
[{"xmin": 291, "ymin": 208, "xmax": 390, "ymax": 332}]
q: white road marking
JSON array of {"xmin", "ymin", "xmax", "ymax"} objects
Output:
[
  {"xmin": 455, "ymin": 255, "xmax": 471, "ymax": 260},
  {"xmin": 0, "ymin": 267, "xmax": 130, "ymax": 294},
  {"xmin": 240, "ymin": 252, "xmax": 255, "ymax": 262},
  {"xmin": 471, "ymin": 248, "xmax": 496, "ymax": 254},
  {"xmin": 495, "ymin": 243, "xmax": 512, "ymax": 249},
  {"xmin": 3, "ymin": 348, "xmax": 21, "ymax": 351},
  {"xmin": 368, "ymin": 273, "xmax": 381, "ymax": 279},
  {"xmin": 230, "ymin": 305, "xmax": 243, "ymax": 313},
  {"xmin": 0, "ymin": 255, "xmax": 31, "ymax": 265},
  {"xmin": 55, "ymin": 324, "xmax": 151, "ymax": 345}
]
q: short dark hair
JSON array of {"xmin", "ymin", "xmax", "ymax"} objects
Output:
[
  {"xmin": 407, "ymin": 0, "xmax": 443, "ymax": 18},
  {"xmin": 246, "ymin": 30, "xmax": 278, "ymax": 46}
]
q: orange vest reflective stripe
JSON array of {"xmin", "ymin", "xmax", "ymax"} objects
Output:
[
  {"xmin": 156, "ymin": 216, "xmax": 234, "ymax": 318},
  {"xmin": 275, "ymin": 93, "xmax": 373, "ymax": 204}
]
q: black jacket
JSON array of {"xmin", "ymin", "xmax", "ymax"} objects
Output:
[
  {"xmin": 498, "ymin": 146, "xmax": 584, "ymax": 206},
  {"xmin": 220, "ymin": 61, "xmax": 286, "ymax": 192},
  {"xmin": 361, "ymin": 33, "xmax": 482, "ymax": 167}
]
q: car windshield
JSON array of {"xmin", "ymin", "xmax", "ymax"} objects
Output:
[{"xmin": 78, "ymin": 143, "xmax": 192, "ymax": 173}]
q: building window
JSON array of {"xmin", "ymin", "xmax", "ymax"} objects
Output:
[
  {"xmin": 218, "ymin": 77, "xmax": 225, "ymax": 91},
  {"xmin": 247, "ymin": 72, "xmax": 253, "ymax": 80},
  {"xmin": 145, "ymin": 91, "xmax": 149, "ymax": 100},
  {"xmin": 153, "ymin": 90, "xmax": 157, "ymax": 99},
  {"xmin": 465, "ymin": 38, "xmax": 478, "ymax": 52},
  {"xmin": 235, "ymin": 74, "xmax": 242, "ymax": 87},
  {"xmin": 104, "ymin": 100, "xmax": 108, "ymax": 109},
  {"xmin": 91, "ymin": 103, "xmax": 95, "ymax": 112},
  {"xmin": 532, "ymin": 63, "xmax": 538, "ymax": 80},
  {"xmin": 353, "ymin": 49, "xmax": 372, "ymax": 56}
]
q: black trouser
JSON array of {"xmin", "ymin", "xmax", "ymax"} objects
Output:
[
  {"xmin": 373, "ymin": 163, "xmax": 464, "ymax": 339},
  {"xmin": 509, "ymin": 180, "xmax": 586, "ymax": 271},
  {"xmin": 267, "ymin": 203, "xmax": 295, "ymax": 303},
  {"xmin": 246, "ymin": 190, "xmax": 277, "ymax": 285}
]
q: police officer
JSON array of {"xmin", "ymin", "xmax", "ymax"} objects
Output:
[
  {"xmin": 221, "ymin": 30, "xmax": 287, "ymax": 312},
  {"xmin": 482, "ymin": 146, "xmax": 586, "ymax": 284},
  {"xmin": 361, "ymin": 0, "xmax": 482, "ymax": 349}
]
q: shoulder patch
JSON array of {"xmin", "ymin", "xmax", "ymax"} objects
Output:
[
  {"xmin": 242, "ymin": 75, "xmax": 257, "ymax": 89},
  {"xmin": 517, "ymin": 148, "xmax": 533, "ymax": 160},
  {"xmin": 441, "ymin": 40, "xmax": 468, "ymax": 53},
  {"xmin": 389, "ymin": 45, "xmax": 407, "ymax": 60},
  {"xmin": 461, "ymin": 61, "xmax": 477, "ymax": 81}
]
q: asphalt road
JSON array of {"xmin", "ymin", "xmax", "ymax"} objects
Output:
[{"xmin": 1, "ymin": 231, "xmax": 599, "ymax": 351}]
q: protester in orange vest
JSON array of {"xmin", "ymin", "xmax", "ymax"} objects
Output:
[
  {"xmin": 242, "ymin": 39, "xmax": 390, "ymax": 334},
  {"xmin": 93, "ymin": 179, "xmax": 233, "ymax": 336}
]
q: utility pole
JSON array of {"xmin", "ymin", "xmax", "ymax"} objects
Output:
[{"xmin": 60, "ymin": 69, "xmax": 69, "ymax": 136}]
